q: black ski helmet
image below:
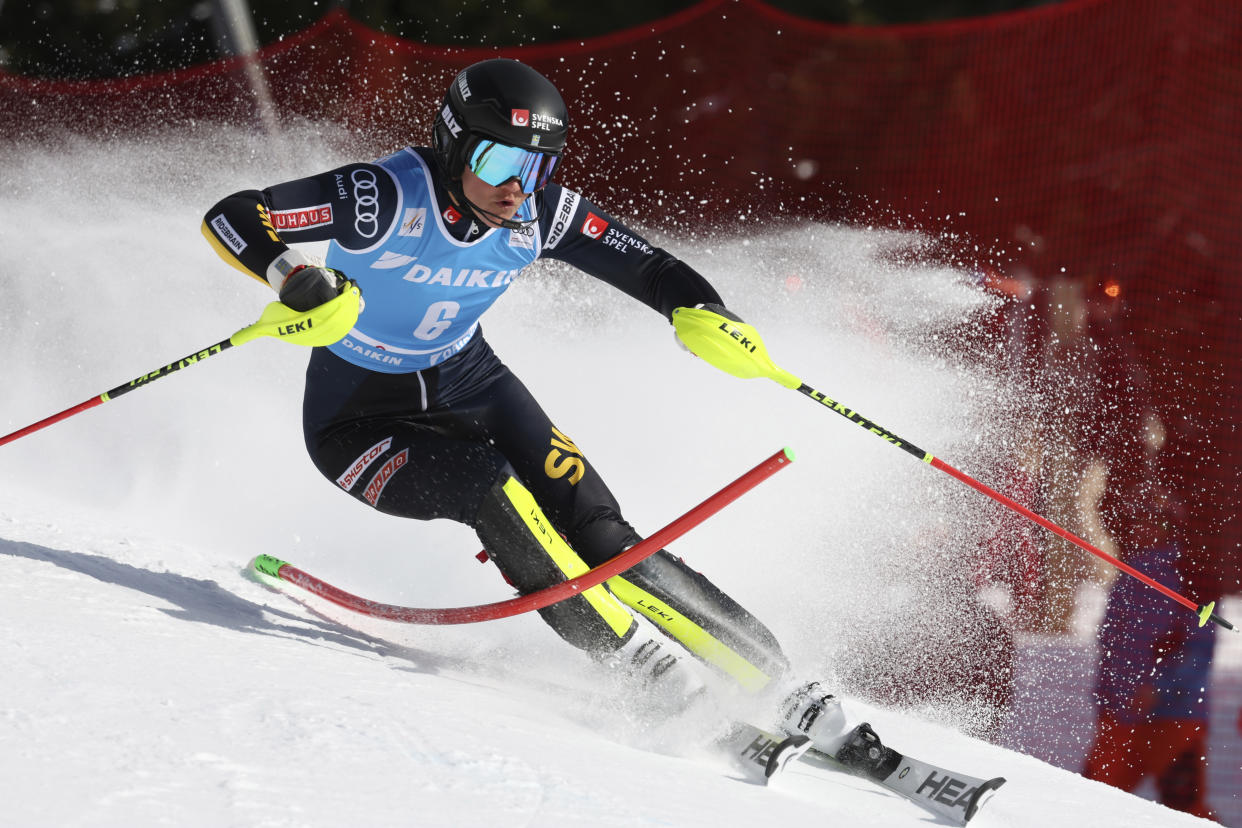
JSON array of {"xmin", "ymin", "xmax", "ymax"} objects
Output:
[{"xmin": 432, "ymin": 58, "xmax": 569, "ymax": 184}]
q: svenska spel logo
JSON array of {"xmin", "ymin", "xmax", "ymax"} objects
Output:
[
  {"xmin": 581, "ymin": 212, "xmax": 608, "ymax": 239},
  {"xmin": 511, "ymin": 109, "xmax": 530, "ymax": 126}
]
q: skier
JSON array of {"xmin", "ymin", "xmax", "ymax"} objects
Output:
[
  {"xmin": 1082, "ymin": 486, "xmax": 1217, "ymax": 820},
  {"xmin": 201, "ymin": 58, "xmax": 863, "ymax": 763}
]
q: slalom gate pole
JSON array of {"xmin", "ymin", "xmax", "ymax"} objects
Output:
[
  {"xmin": 669, "ymin": 306, "xmax": 1236, "ymax": 633},
  {"xmin": 250, "ymin": 447, "xmax": 794, "ymax": 625},
  {"xmin": 0, "ymin": 285, "xmax": 360, "ymax": 449}
]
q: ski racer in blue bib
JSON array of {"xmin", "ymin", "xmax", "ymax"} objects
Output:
[
  {"xmin": 321, "ymin": 147, "xmax": 542, "ymax": 373},
  {"xmin": 202, "ymin": 58, "xmax": 878, "ymax": 768}
]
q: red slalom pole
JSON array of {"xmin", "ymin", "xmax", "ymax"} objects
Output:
[{"xmin": 251, "ymin": 447, "xmax": 794, "ymax": 625}]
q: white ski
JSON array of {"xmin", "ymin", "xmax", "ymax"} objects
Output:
[{"xmin": 738, "ymin": 721, "xmax": 1005, "ymax": 824}]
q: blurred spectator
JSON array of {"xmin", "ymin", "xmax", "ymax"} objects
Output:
[
  {"xmin": 967, "ymin": 265, "xmax": 1167, "ymax": 637},
  {"xmin": 1007, "ymin": 272, "xmax": 1159, "ymax": 635},
  {"xmin": 1031, "ymin": 275, "xmax": 1114, "ymax": 634},
  {"xmin": 1082, "ymin": 485, "xmax": 1217, "ymax": 821}
]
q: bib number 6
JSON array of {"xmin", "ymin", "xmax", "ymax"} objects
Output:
[{"xmin": 413, "ymin": 301, "xmax": 459, "ymax": 340}]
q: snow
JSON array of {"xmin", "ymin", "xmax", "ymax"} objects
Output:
[{"xmin": 0, "ymin": 127, "xmax": 1224, "ymax": 826}]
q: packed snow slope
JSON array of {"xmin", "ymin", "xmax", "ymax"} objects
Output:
[{"xmin": 0, "ymin": 127, "xmax": 1219, "ymax": 826}]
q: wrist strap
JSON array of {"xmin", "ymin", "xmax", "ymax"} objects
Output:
[{"xmin": 265, "ymin": 249, "xmax": 322, "ymax": 290}]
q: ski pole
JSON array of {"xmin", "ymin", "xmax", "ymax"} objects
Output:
[
  {"xmin": 671, "ymin": 306, "xmax": 1237, "ymax": 633},
  {"xmin": 0, "ymin": 284, "xmax": 361, "ymax": 448}
]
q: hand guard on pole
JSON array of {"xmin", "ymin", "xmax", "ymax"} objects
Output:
[{"xmin": 672, "ymin": 304, "xmax": 800, "ymax": 388}]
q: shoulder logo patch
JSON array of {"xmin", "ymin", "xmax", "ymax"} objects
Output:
[
  {"xmin": 581, "ymin": 212, "xmax": 609, "ymax": 240},
  {"xmin": 398, "ymin": 207, "xmax": 427, "ymax": 237}
]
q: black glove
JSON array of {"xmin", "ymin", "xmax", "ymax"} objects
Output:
[
  {"xmin": 278, "ymin": 265, "xmax": 348, "ymax": 312},
  {"xmin": 695, "ymin": 302, "xmax": 744, "ymax": 323}
]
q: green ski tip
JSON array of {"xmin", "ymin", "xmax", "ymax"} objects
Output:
[
  {"xmin": 782, "ymin": 446, "xmax": 796, "ymax": 462},
  {"xmin": 253, "ymin": 554, "xmax": 290, "ymax": 578}
]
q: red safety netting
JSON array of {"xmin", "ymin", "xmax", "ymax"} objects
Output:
[{"xmin": 1, "ymin": 0, "xmax": 1238, "ymax": 594}]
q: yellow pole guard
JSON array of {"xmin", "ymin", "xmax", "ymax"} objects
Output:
[
  {"xmin": 230, "ymin": 282, "xmax": 361, "ymax": 348},
  {"xmin": 672, "ymin": 306, "xmax": 801, "ymax": 389},
  {"xmin": 502, "ymin": 477, "xmax": 635, "ymax": 639},
  {"xmin": 607, "ymin": 576, "xmax": 774, "ymax": 693}
]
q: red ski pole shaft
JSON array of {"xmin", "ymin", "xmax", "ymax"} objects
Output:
[
  {"xmin": 930, "ymin": 456, "xmax": 1194, "ymax": 609},
  {"xmin": 0, "ymin": 338, "xmax": 235, "ymax": 448},
  {"xmin": 2, "ymin": 286, "xmax": 362, "ymax": 449},
  {"xmin": 789, "ymin": 381, "xmax": 1234, "ymax": 632}
]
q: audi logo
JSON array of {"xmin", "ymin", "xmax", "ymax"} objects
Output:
[{"xmin": 352, "ymin": 168, "xmax": 380, "ymax": 238}]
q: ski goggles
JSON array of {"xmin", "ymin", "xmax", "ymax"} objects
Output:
[{"xmin": 467, "ymin": 139, "xmax": 560, "ymax": 193}]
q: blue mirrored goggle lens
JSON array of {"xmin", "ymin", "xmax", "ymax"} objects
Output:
[{"xmin": 468, "ymin": 140, "xmax": 559, "ymax": 193}]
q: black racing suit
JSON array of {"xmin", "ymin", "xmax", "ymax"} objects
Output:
[{"xmin": 202, "ymin": 147, "xmax": 788, "ymax": 692}]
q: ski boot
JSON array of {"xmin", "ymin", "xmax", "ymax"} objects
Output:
[
  {"xmin": 778, "ymin": 680, "xmax": 850, "ymax": 752},
  {"xmin": 601, "ymin": 615, "xmax": 709, "ymax": 716}
]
